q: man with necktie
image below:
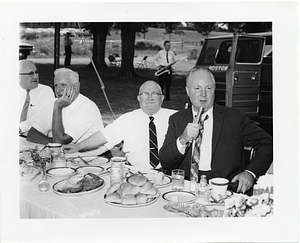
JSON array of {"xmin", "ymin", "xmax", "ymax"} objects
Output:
[
  {"xmin": 159, "ymin": 67, "xmax": 273, "ymax": 194},
  {"xmin": 63, "ymin": 81, "xmax": 176, "ymax": 170},
  {"xmin": 19, "ymin": 60, "xmax": 55, "ymax": 134},
  {"xmin": 154, "ymin": 41, "xmax": 177, "ymax": 101}
]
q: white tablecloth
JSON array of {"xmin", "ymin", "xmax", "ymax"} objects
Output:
[{"xmin": 19, "ymin": 137, "xmax": 190, "ymax": 218}]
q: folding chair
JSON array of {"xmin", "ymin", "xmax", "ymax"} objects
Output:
[
  {"xmin": 136, "ymin": 56, "xmax": 148, "ymax": 69},
  {"xmin": 108, "ymin": 55, "xmax": 121, "ymax": 73}
]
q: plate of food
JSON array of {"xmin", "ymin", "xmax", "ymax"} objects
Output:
[
  {"xmin": 162, "ymin": 191, "xmax": 196, "ymax": 204},
  {"xmin": 52, "ymin": 173, "xmax": 105, "ymax": 196},
  {"xmin": 46, "ymin": 167, "xmax": 77, "ymax": 179},
  {"xmin": 76, "ymin": 166, "xmax": 105, "ymax": 175},
  {"xmin": 104, "ymin": 173, "xmax": 160, "ymax": 207},
  {"xmin": 144, "ymin": 171, "xmax": 172, "ymax": 188},
  {"xmin": 163, "ymin": 202, "xmax": 224, "ymax": 217},
  {"xmin": 69, "ymin": 156, "xmax": 109, "ymax": 166},
  {"xmin": 210, "ymin": 190, "xmax": 233, "ymax": 204}
]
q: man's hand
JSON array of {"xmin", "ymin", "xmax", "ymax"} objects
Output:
[
  {"xmin": 179, "ymin": 123, "xmax": 200, "ymax": 145},
  {"xmin": 55, "ymin": 86, "xmax": 76, "ymax": 109},
  {"xmin": 63, "ymin": 144, "xmax": 80, "ymax": 154},
  {"xmin": 231, "ymin": 171, "xmax": 255, "ymax": 194}
]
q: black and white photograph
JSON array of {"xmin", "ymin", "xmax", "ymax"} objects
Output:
[{"xmin": 0, "ymin": 1, "xmax": 298, "ymax": 243}]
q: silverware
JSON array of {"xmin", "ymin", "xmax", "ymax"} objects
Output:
[{"xmin": 78, "ymin": 156, "xmax": 89, "ymax": 165}]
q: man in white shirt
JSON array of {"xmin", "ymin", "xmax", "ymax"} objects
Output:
[
  {"xmin": 154, "ymin": 40, "xmax": 177, "ymax": 101},
  {"xmin": 19, "ymin": 60, "xmax": 55, "ymax": 134},
  {"xmin": 63, "ymin": 81, "xmax": 176, "ymax": 170},
  {"xmin": 26, "ymin": 68, "xmax": 106, "ymax": 153}
]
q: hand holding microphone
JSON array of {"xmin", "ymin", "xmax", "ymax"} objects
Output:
[{"xmin": 179, "ymin": 107, "xmax": 204, "ymax": 146}]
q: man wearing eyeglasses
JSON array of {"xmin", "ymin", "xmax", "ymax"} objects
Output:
[
  {"xmin": 63, "ymin": 81, "xmax": 176, "ymax": 169},
  {"xmin": 19, "ymin": 60, "xmax": 55, "ymax": 134}
]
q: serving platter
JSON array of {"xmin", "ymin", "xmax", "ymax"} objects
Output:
[
  {"xmin": 52, "ymin": 176, "xmax": 105, "ymax": 196},
  {"xmin": 105, "ymin": 196, "xmax": 159, "ymax": 208},
  {"xmin": 145, "ymin": 174, "xmax": 172, "ymax": 188},
  {"xmin": 69, "ymin": 156, "xmax": 109, "ymax": 166},
  {"xmin": 162, "ymin": 191, "xmax": 196, "ymax": 204}
]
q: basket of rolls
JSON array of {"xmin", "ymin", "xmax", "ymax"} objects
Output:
[{"xmin": 104, "ymin": 173, "xmax": 160, "ymax": 207}]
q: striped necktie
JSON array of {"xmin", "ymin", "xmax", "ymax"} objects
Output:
[
  {"xmin": 149, "ymin": 116, "xmax": 159, "ymax": 168},
  {"xmin": 20, "ymin": 90, "xmax": 30, "ymax": 122},
  {"xmin": 190, "ymin": 114, "xmax": 209, "ymax": 181}
]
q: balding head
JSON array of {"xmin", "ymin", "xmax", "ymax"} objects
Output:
[
  {"xmin": 137, "ymin": 80, "xmax": 164, "ymax": 116},
  {"xmin": 19, "ymin": 60, "xmax": 39, "ymax": 90}
]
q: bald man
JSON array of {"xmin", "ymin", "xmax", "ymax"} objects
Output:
[
  {"xmin": 26, "ymin": 68, "xmax": 106, "ymax": 152},
  {"xmin": 19, "ymin": 60, "xmax": 55, "ymax": 134},
  {"xmin": 64, "ymin": 81, "xmax": 176, "ymax": 170}
]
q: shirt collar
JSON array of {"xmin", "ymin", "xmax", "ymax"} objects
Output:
[{"xmin": 192, "ymin": 106, "xmax": 213, "ymax": 121}]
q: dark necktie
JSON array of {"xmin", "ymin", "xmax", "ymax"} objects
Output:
[
  {"xmin": 20, "ymin": 90, "xmax": 30, "ymax": 122},
  {"xmin": 190, "ymin": 114, "xmax": 209, "ymax": 180},
  {"xmin": 166, "ymin": 52, "xmax": 169, "ymax": 63},
  {"xmin": 149, "ymin": 116, "xmax": 159, "ymax": 168}
]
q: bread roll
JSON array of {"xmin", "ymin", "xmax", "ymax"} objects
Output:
[
  {"xmin": 104, "ymin": 192, "xmax": 122, "ymax": 203},
  {"xmin": 125, "ymin": 185, "xmax": 140, "ymax": 196},
  {"xmin": 122, "ymin": 194, "xmax": 137, "ymax": 205},
  {"xmin": 136, "ymin": 193, "xmax": 148, "ymax": 204},
  {"xmin": 144, "ymin": 186, "xmax": 158, "ymax": 196},
  {"xmin": 119, "ymin": 182, "xmax": 132, "ymax": 197},
  {"xmin": 140, "ymin": 181, "xmax": 153, "ymax": 193},
  {"xmin": 128, "ymin": 174, "xmax": 147, "ymax": 186},
  {"xmin": 105, "ymin": 182, "xmax": 121, "ymax": 196}
]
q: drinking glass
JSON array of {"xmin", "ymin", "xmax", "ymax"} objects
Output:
[{"xmin": 171, "ymin": 169, "xmax": 185, "ymax": 191}]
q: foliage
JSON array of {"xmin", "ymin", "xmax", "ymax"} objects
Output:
[{"xmin": 135, "ymin": 40, "xmax": 162, "ymax": 51}]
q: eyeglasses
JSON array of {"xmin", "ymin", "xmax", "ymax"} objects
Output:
[
  {"xmin": 138, "ymin": 92, "xmax": 163, "ymax": 99},
  {"xmin": 19, "ymin": 71, "xmax": 39, "ymax": 77}
]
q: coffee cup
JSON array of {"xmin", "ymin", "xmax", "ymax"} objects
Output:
[{"xmin": 209, "ymin": 178, "xmax": 229, "ymax": 197}]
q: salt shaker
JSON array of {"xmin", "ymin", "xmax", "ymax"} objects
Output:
[
  {"xmin": 195, "ymin": 175, "xmax": 211, "ymax": 204},
  {"xmin": 109, "ymin": 157, "xmax": 125, "ymax": 186}
]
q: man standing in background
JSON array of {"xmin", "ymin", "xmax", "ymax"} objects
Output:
[
  {"xmin": 154, "ymin": 40, "xmax": 177, "ymax": 101},
  {"xmin": 64, "ymin": 32, "xmax": 73, "ymax": 66}
]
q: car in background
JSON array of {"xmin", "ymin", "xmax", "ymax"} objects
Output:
[{"xmin": 19, "ymin": 43, "xmax": 34, "ymax": 60}]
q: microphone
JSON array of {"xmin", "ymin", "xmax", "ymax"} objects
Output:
[{"xmin": 185, "ymin": 106, "xmax": 205, "ymax": 148}]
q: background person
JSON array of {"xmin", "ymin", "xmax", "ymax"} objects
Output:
[
  {"xmin": 159, "ymin": 67, "xmax": 273, "ymax": 194},
  {"xmin": 154, "ymin": 40, "xmax": 177, "ymax": 101},
  {"xmin": 64, "ymin": 81, "xmax": 176, "ymax": 169},
  {"xmin": 19, "ymin": 60, "xmax": 55, "ymax": 134},
  {"xmin": 26, "ymin": 68, "xmax": 107, "ymax": 156},
  {"xmin": 64, "ymin": 32, "xmax": 73, "ymax": 66}
]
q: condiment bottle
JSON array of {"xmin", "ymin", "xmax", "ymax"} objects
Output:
[
  {"xmin": 109, "ymin": 157, "xmax": 124, "ymax": 186},
  {"xmin": 195, "ymin": 175, "xmax": 211, "ymax": 204},
  {"xmin": 48, "ymin": 143, "xmax": 66, "ymax": 167}
]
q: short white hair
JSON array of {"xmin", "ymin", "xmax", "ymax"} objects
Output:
[
  {"xmin": 186, "ymin": 66, "xmax": 215, "ymax": 88},
  {"xmin": 54, "ymin": 68, "xmax": 79, "ymax": 84}
]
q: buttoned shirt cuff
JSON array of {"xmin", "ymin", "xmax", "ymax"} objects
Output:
[
  {"xmin": 176, "ymin": 137, "xmax": 187, "ymax": 155},
  {"xmin": 245, "ymin": 170, "xmax": 256, "ymax": 179}
]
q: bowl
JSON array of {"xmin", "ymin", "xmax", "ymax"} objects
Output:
[{"xmin": 46, "ymin": 167, "xmax": 76, "ymax": 179}]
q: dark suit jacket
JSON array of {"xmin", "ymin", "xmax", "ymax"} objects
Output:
[{"xmin": 159, "ymin": 104, "xmax": 273, "ymax": 181}]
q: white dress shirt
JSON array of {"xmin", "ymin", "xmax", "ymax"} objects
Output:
[
  {"xmin": 154, "ymin": 49, "xmax": 177, "ymax": 67},
  {"xmin": 176, "ymin": 107, "xmax": 213, "ymax": 170},
  {"xmin": 101, "ymin": 108, "xmax": 177, "ymax": 169}
]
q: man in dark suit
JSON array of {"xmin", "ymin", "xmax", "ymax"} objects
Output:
[{"xmin": 159, "ymin": 67, "xmax": 273, "ymax": 194}]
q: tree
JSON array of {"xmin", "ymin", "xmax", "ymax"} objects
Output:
[
  {"xmin": 186, "ymin": 22, "xmax": 217, "ymax": 37},
  {"xmin": 88, "ymin": 22, "xmax": 112, "ymax": 69},
  {"xmin": 223, "ymin": 22, "xmax": 272, "ymax": 33}
]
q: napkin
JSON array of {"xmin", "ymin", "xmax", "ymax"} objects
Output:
[{"xmin": 65, "ymin": 197, "xmax": 101, "ymax": 218}]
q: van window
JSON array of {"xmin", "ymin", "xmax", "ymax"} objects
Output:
[
  {"xmin": 235, "ymin": 38, "xmax": 264, "ymax": 63},
  {"xmin": 215, "ymin": 41, "xmax": 232, "ymax": 64}
]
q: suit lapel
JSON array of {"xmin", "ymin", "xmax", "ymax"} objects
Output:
[{"xmin": 212, "ymin": 104, "xmax": 224, "ymax": 157}]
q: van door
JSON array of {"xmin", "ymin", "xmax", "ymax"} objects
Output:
[{"xmin": 225, "ymin": 34, "xmax": 266, "ymax": 117}]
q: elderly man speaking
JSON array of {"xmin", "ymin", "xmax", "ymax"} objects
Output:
[
  {"xmin": 26, "ymin": 68, "xmax": 106, "ymax": 150},
  {"xmin": 64, "ymin": 81, "xmax": 176, "ymax": 170}
]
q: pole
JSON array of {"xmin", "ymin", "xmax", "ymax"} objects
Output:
[{"xmin": 54, "ymin": 23, "xmax": 60, "ymax": 71}]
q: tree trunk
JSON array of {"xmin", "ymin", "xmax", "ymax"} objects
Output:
[
  {"xmin": 89, "ymin": 23, "xmax": 109, "ymax": 69},
  {"xmin": 119, "ymin": 23, "xmax": 138, "ymax": 77}
]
